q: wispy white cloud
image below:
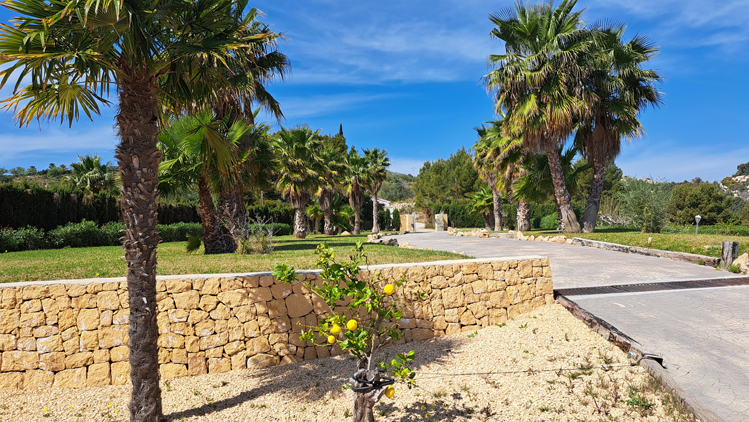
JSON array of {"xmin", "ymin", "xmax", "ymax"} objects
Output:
[{"xmin": 259, "ymin": 92, "xmax": 402, "ymax": 122}]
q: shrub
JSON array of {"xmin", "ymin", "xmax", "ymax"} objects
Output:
[
  {"xmin": 246, "ymin": 201, "xmax": 294, "ymax": 226},
  {"xmin": 666, "ymin": 182, "xmax": 735, "ymax": 225},
  {"xmin": 158, "ymin": 222, "xmax": 203, "ymax": 243},
  {"xmin": 618, "ymin": 179, "xmax": 670, "ymax": 233},
  {"xmin": 102, "ymin": 222, "xmax": 126, "ymax": 245},
  {"xmin": 250, "ymin": 223, "xmax": 290, "ymax": 236},
  {"xmin": 540, "ymin": 213, "xmax": 558, "ymax": 230},
  {"xmin": 47, "ymin": 220, "xmax": 109, "ymax": 248},
  {"xmin": 0, "ymin": 229, "xmax": 20, "ymax": 252},
  {"xmin": 236, "ymin": 218, "xmax": 276, "ymax": 255},
  {"xmin": 392, "ymin": 209, "xmax": 401, "ymax": 231},
  {"xmin": 13, "ymin": 226, "xmax": 47, "ymax": 250}
]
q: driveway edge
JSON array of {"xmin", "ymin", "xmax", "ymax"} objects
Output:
[
  {"xmin": 556, "ymin": 293, "xmax": 723, "ymax": 422},
  {"xmin": 571, "ymin": 237, "xmax": 721, "ymax": 267}
]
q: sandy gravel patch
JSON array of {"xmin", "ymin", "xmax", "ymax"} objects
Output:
[{"xmin": 0, "ymin": 304, "xmax": 696, "ymax": 421}]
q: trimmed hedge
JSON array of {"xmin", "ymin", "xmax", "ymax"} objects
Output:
[{"xmin": 0, "ymin": 182, "xmax": 199, "ymax": 230}]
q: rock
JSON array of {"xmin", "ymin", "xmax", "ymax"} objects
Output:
[
  {"xmin": 87, "ymin": 362, "xmax": 111, "ymax": 386},
  {"xmin": 383, "ymin": 238, "xmax": 399, "ymax": 246},
  {"xmin": 166, "ymin": 279, "xmax": 192, "ymax": 293},
  {"xmin": 96, "ymin": 291, "xmax": 120, "ymax": 310},
  {"xmin": 110, "ymin": 346, "xmax": 129, "ymax": 362},
  {"xmin": 98, "ymin": 325, "xmax": 129, "ymax": 349},
  {"xmin": 199, "ymin": 332, "xmax": 228, "ymax": 350},
  {"xmin": 158, "ymin": 333, "xmax": 185, "ymax": 349},
  {"xmin": 36, "ymin": 335, "xmax": 63, "ymax": 353},
  {"xmin": 24, "ymin": 369, "xmax": 55, "ymax": 389},
  {"xmin": 160, "ymin": 363, "xmax": 189, "ymax": 379},
  {"xmin": 0, "ymin": 372, "xmax": 25, "ymax": 389},
  {"xmin": 340, "ymin": 231, "xmax": 351, "ymax": 236},
  {"xmin": 65, "ymin": 352, "xmax": 94, "ymax": 369},
  {"xmin": 111, "ymin": 362, "xmax": 130, "ymax": 385},
  {"xmin": 39, "ymin": 352, "xmax": 65, "ymax": 372},
  {"xmin": 246, "ymin": 353, "xmax": 279, "ymax": 369},
  {"xmin": 77, "ymin": 309, "xmax": 99, "ymax": 331},
  {"xmin": 1, "ymin": 351, "xmax": 39, "ymax": 371},
  {"xmin": 217, "ymin": 289, "xmax": 250, "ymax": 308},
  {"xmin": 285, "ymin": 294, "xmax": 313, "ymax": 318},
  {"xmin": 54, "ymin": 368, "xmax": 87, "ymax": 388},
  {"xmin": 207, "ymin": 357, "xmax": 231, "ymax": 373},
  {"xmin": 173, "ymin": 291, "xmax": 200, "ymax": 309},
  {"xmin": 246, "ymin": 336, "xmax": 271, "ymax": 355}
]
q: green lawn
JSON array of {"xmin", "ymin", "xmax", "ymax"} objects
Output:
[
  {"xmin": 525, "ymin": 227, "xmax": 749, "ymax": 257},
  {"xmin": 0, "ymin": 234, "xmax": 466, "ymax": 284}
]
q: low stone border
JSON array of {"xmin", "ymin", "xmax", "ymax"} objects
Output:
[
  {"xmin": 571, "ymin": 238, "xmax": 721, "ymax": 267},
  {"xmin": 555, "ymin": 293, "xmax": 723, "ymax": 422}
]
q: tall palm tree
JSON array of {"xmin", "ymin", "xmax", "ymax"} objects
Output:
[
  {"xmin": 344, "ymin": 148, "xmax": 368, "ymax": 234},
  {"xmin": 159, "ymin": 112, "xmax": 248, "ymax": 254},
  {"xmin": 485, "ymin": 0, "xmax": 593, "ymax": 233},
  {"xmin": 275, "ymin": 127, "xmax": 322, "ymax": 239},
  {"xmin": 316, "ymin": 144, "xmax": 346, "ymax": 235},
  {"xmin": 363, "ymin": 148, "xmax": 390, "ymax": 234},
  {"xmin": 0, "ymin": 1, "xmax": 262, "ymax": 419},
  {"xmin": 576, "ymin": 25, "xmax": 662, "ymax": 232}
]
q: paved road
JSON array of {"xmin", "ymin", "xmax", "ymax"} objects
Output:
[
  {"xmin": 394, "ymin": 230, "xmax": 728, "ymax": 287},
  {"xmin": 393, "ymin": 230, "xmax": 748, "ymax": 421}
]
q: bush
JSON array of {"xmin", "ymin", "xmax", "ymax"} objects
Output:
[
  {"xmin": 540, "ymin": 213, "xmax": 558, "ymax": 230},
  {"xmin": 0, "ymin": 229, "xmax": 20, "ymax": 252},
  {"xmin": 102, "ymin": 222, "xmax": 125, "ymax": 245},
  {"xmin": 666, "ymin": 182, "xmax": 735, "ymax": 225},
  {"xmin": 13, "ymin": 226, "xmax": 48, "ymax": 250},
  {"xmin": 158, "ymin": 222, "xmax": 203, "ymax": 243},
  {"xmin": 502, "ymin": 203, "xmax": 517, "ymax": 230},
  {"xmin": 392, "ymin": 209, "xmax": 401, "ymax": 230},
  {"xmin": 619, "ymin": 179, "xmax": 670, "ymax": 233},
  {"xmin": 247, "ymin": 201, "xmax": 294, "ymax": 226},
  {"xmin": 250, "ymin": 223, "xmax": 290, "ymax": 236},
  {"xmin": 377, "ymin": 209, "xmax": 392, "ymax": 231},
  {"xmin": 47, "ymin": 220, "xmax": 109, "ymax": 248}
]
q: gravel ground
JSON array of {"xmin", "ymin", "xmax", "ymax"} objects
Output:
[{"xmin": 0, "ymin": 304, "xmax": 697, "ymax": 422}]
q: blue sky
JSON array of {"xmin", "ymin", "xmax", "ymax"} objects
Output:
[{"xmin": 0, "ymin": 0, "xmax": 748, "ymax": 182}]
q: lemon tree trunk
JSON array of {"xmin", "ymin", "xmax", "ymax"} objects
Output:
[{"xmin": 352, "ymin": 369, "xmax": 385, "ymax": 422}]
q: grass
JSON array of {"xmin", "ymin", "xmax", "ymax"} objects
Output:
[
  {"xmin": 0, "ymin": 233, "xmax": 466, "ymax": 284},
  {"xmin": 522, "ymin": 227, "xmax": 749, "ymax": 258}
]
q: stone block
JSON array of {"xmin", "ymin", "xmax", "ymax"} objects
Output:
[
  {"xmin": 459, "ymin": 309, "xmax": 476, "ymax": 325},
  {"xmin": 172, "ymin": 349, "xmax": 188, "ymax": 364},
  {"xmin": 207, "ymin": 357, "xmax": 231, "ymax": 373},
  {"xmin": 100, "ymin": 310, "xmax": 113, "ymax": 327},
  {"xmin": 111, "ymin": 362, "xmax": 130, "ymax": 385},
  {"xmin": 87, "ymin": 362, "xmax": 111, "ymax": 386},
  {"xmin": 188, "ymin": 353, "xmax": 207, "ymax": 376},
  {"xmin": 37, "ymin": 335, "xmax": 63, "ymax": 353},
  {"xmin": 248, "ymin": 287, "xmax": 273, "ymax": 302},
  {"xmin": 462, "ymin": 262, "xmax": 478, "ymax": 275},
  {"xmin": 24, "ymin": 369, "xmax": 55, "ymax": 389},
  {"xmin": 80, "ymin": 330, "xmax": 98, "ymax": 351},
  {"xmin": 445, "ymin": 323, "xmax": 461, "ymax": 336},
  {"xmin": 63, "ymin": 336, "xmax": 81, "ymax": 355},
  {"xmin": 17, "ymin": 337, "xmax": 36, "ymax": 351},
  {"xmin": 442, "ymin": 286, "xmax": 464, "ymax": 309},
  {"xmin": 488, "ymin": 308, "xmax": 507, "ymax": 325},
  {"xmin": 57, "ymin": 309, "xmax": 76, "ymax": 332},
  {"xmin": 189, "ymin": 309, "xmax": 209, "ymax": 324},
  {"xmin": 259, "ymin": 276, "xmax": 275, "ymax": 287},
  {"xmin": 218, "ymin": 289, "xmax": 250, "ymax": 308},
  {"xmin": 20, "ymin": 299, "xmax": 43, "ymax": 313},
  {"xmin": 98, "ymin": 325, "xmax": 129, "ymax": 349},
  {"xmin": 166, "ymin": 279, "xmax": 192, "ymax": 293},
  {"xmin": 185, "ymin": 336, "xmax": 199, "ymax": 354},
  {"xmin": 158, "ymin": 333, "xmax": 185, "ymax": 349},
  {"xmin": 171, "ymin": 322, "xmax": 193, "ymax": 336},
  {"xmin": 0, "ymin": 334, "xmax": 15, "ymax": 351},
  {"xmin": 199, "ymin": 332, "xmax": 228, "ymax": 350},
  {"xmin": 0, "ymin": 289, "xmax": 18, "ymax": 309},
  {"xmin": 221, "ymin": 277, "xmax": 243, "ymax": 291},
  {"xmin": 210, "ymin": 303, "xmax": 230, "ymax": 320},
  {"xmin": 77, "ymin": 309, "xmax": 99, "ymax": 331},
  {"xmin": 489, "ymin": 291, "xmax": 509, "ymax": 308},
  {"xmin": 160, "ymin": 363, "xmax": 189, "ymax": 379},
  {"xmin": 270, "ymin": 283, "xmax": 293, "ymax": 300},
  {"xmin": 285, "ymin": 294, "xmax": 313, "ymax": 318},
  {"xmin": 518, "ymin": 260, "xmax": 533, "ymax": 278},
  {"xmin": 195, "ymin": 320, "xmax": 215, "ymax": 337},
  {"xmin": 112, "ymin": 309, "xmax": 129, "ymax": 325},
  {"xmin": 22, "ymin": 285, "xmax": 49, "ymax": 300},
  {"xmin": 268, "ymin": 299, "xmax": 287, "ymax": 318},
  {"xmin": 247, "ymin": 353, "xmax": 278, "ymax": 369},
  {"xmin": 173, "ymin": 291, "xmax": 200, "ymax": 309},
  {"xmin": 110, "ymin": 346, "xmax": 129, "ymax": 362},
  {"xmin": 0, "ymin": 372, "xmax": 24, "ymax": 389},
  {"xmin": 94, "ymin": 349, "xmax": 110, "ymax": 363},
  {"xmin": 159, "ymin": 348, "xmax": 171, "ymax": 364},
  {"xmin": 205, "ymin": 347, "xmax": 222, "ymax": 359},
  {"xmin": 411, "ymin": 328, "xmax": 433, "ymax": 341},
  {"xmin": 232, "ymin": 305, "xmax": 256, "ymax": 323},
  {"xmin": 2, "ymin": 351, "xmax": 38, "ymax": 371},
  {"xmin": 167, "ymin": 309, "xmax": 189, "ymax": 323},
  {"xmin": 72, "ymin": 294, "xmax": 98, "ymax": 309},
  {"xmin": 467, "ymin": 302, "xmax": 488, "ymax": 319},
  {"xmin": 244, "ymin": 321, "xmax": 260, "ymax": 338},
  {"xmin": 247, "ymin": 336, "xmax": 271, "ymax": 355},
  {"xmin": 65, "ymin": 352, "xmax": 93, "ymax": 369},
  {"xmin": 96, "ymin": 291, "xmax": 120, "ymax": 310},
  {"xmin": 20, "ymin": 312, "xmax": 45, "ymax": 328}
]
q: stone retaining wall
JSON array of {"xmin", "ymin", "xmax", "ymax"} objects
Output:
[{"xmin": 0, "ymin": 257, "xmax": 553, "ymax": 389}]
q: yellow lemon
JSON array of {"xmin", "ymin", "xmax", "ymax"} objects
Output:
[
  {"xmin": 384, "ymin": 385, "xmax": 395, "ymax": 399},
  {"xmin": 383, "ymin": 284, "xmax": 395, "ymax": 295},
  {"xmin": 347, "ymin": 319, "xmax": 358, "ymax": 331},
  {"xmin": 327, "ymin": 335, "xmax": 336, "ymax": 344},
  {"xmin": 330, "ymin": 324, "xmax": 341, "ymax": 335}
]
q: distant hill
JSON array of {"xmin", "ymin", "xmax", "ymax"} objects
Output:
[{"xmin": 720, "ymin": 162, "xmax": 749, "ymax": 201}]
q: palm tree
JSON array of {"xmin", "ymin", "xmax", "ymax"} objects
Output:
[
  {"xmin": 472, "ymin": 124, "xmax": 503, "ymax": 230},
  {"xmin": 344, "ymin": 148, "xmax": 368, "ymax": 234},
  {"xmin": 68, "ymin": 155, "xmax": 117, "ymax": 193},
  {"xmin": 316, "ymin": 144, "xmax": 346, "ymax": 235},
  {"xmin": 305, "ymin": 203, "xmax": 324, "ymax": 234},
  {"xmin": 485, "ymin": 0, "xmax": 593, "ymax": 233},
  {"xmin": 0, "ymin": 1, "xmax": 262, "ymax": 419},
  {"xmin": 576, "ymin": 25, "xmax": 662, "ymax": 232},
  {"xmin": 159, "ymin": 112, "xmax": 248, "ymax": 254},
  {"xmin": 515, "ymin": 148, "xmax": 590, "ymax": 229},
  {"xmin": 364, "ymin": 148, "xmax": 390, "ymax": 234},
  {"xmin": 275, "ymin": 127, "xmax": 322, "ymax": 239},
  {"xmin": 468, "ymin": 187, "xmax": 495, "ymax": 230}
]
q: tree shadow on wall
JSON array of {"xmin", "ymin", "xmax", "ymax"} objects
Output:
[{"xmin": 163, "ymin": 336, "xmax": 469, "ymax": 421}]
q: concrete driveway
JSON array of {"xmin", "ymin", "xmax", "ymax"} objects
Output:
[{"xmin": 392, "ymin": 230, "xmax": 749, "ymax": 421}]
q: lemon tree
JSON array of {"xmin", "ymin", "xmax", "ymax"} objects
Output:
[{"xmin": 273, "ymin": 242, "xmax": 417, "ymax": 422}]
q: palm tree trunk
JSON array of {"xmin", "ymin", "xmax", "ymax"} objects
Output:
[
  {"xmin": 217, "ymin": 189, "xmax": 240, "ymax": 253},
  {"xmin": 295, "ymin": 206, "xmax": 307, "ymax": 238},
  {"xmin": 517, "ymin": 200, "xmax": 531, "ymax": 231},
  {"xmin": 353, "ymin": 206, "xmax": 361, "ymax": 234},
  {"xmin": 321, "ymin": 189, "xmax": 335, "ymax": 235},
  {"xmin": 492, "ymin": 186, "xmax": 503, "ymax": 230},
  {"xmin": 198, "ymin": 176, "xmax": 226, "ymax": 254},
  {"xmin": 372, "ymin": 193, "xmax": 380, "ymax": 234},
  {"xmin": 545, "ymin": 145, "xmax": 581, "ymax": 233},
  {"xmin": 483, "ymin": 212, "xmax": 493, "ymax": 230},
  {"xmin": 582, "ymin": 160, "xmax": 605, "ymax": 233},
  {"xmin": 350, "ymin": 190, "xmax": 362, "ymax": 234},
  {"xmin": 115, "ymin": 74, "xmax": 163, "ymax": 422}
]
